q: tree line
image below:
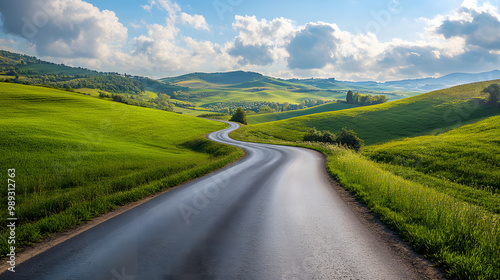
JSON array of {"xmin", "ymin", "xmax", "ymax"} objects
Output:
[
  {"xmin": 206, "ymin": 100, "xmax": 335, "ymax": 115},
  {"xmin": 99, "ymin": 92, "xmax": 173, "ymax": 112},
  {"xmin": 346, "ymin": 90, "xmax": 387, "ymax": 106}
]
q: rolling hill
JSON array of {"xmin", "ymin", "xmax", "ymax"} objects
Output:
[
  {"xmin": 246, "ymin": 102, "xmax": 358, "ymax": 124},
  {"xmin": 365, "ymin": 114, "xmax": 500, "ymax": 191},
  {"xmin": 233, "ymin": 80, "xmax": 500, "ymax": 145},
  {"xmin": 0, "ymin": 82, "xmax": 243, "ymax": 255}
]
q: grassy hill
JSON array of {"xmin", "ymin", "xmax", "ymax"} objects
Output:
[
  {"xmin": 365, "ymin": 114, "xmax": 500, "ymax": 191},
  {"xmin": 247, "ymin": 102, "xmax": 358, "ymax": 124},
  {"xmin": 234, "ymin": 80, "xmax": 500, "ymax": 145},
  {"xmin": 0, "ymin": 83, "xmax": 243, "ymax": 255},
  {"xmin": 162, "ymin": 71, "xmax": 409, "ymax": 115}
]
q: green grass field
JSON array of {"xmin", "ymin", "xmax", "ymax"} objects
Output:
[
  {"xmin": 189, "ymin": 87, "xmax": 340, "ymax": 106},
  {"xmin": 246, "ymin": 102, "xmax": 357, "ymax": 124},
  {"xmin": 365, "ymin": 115, "xmax": 500, "ymax": 191},
  {"xmin": 322, "ymin": 145, "xmax": 499, "ymax": 279},
  {"xmin": 235, "ymin": 80, "xmax": 500, "ymax": 145},
  {"xmin": 0, "ymin": 83, "xmax": 243, "ymax": 256}
]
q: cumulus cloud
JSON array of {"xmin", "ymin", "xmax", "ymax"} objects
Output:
[
  {"xmin": 436, "ymin": 4, "xmax": 500, "ymax": 50},
  {"xmin": 1, "ymin": 0, "xmax": 499, "ymax": 81},
  {"xmin": 226, "ymin": 16, "xmax": 295, "ymax": 67},
  {"xmin": 228, "ymin": 39, "xmax": 274, "ymax": 66},
  {"xmin": 0, "ymin": 0, "xmax": 127, "ymax": 59},
  {"xmin": 286, "ymin": 23, "xmax": 338, "ymax": 69},
  {"xmin": 179, "ymin": 13, "xmax": 209, "ymax": 30},
  {"xmin": 232, "ymin": 15, "xmax": 294, "ymax": 46},
  {"xmin": 142, "ymin": 0, "xmax": 209, "ymax": 31},
  {"xmin": 278, "ymin": 0, "xmax": 500, "ymax": 80}
]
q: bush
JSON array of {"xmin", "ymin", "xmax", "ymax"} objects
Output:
[
  {"xmin": 303, "ymin": 128, "xmax": 336, "ymax": 144},
  {"xmin": 337, "ymin": 127, "xmax": 364, "ymax": 151},
  {"xmin": 303, "ymin": 127, "xmax": 363, "ymax": 151}
]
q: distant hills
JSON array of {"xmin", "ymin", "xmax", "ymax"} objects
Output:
[
  {"xmin": 382, "ymin": 70, "xmax": 500, "ymax": 91},
  {"xmin": 2, "ymin": 49, "xmax": 499, "ymax": 102},
  {"xmin": 161, "ymin": 70, "xmax": 500, "ymax": 93}
]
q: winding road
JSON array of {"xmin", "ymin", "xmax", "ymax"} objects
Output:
[{"xmin": 2, "ymin": 121, "xmax": 428, "ymax": 279}]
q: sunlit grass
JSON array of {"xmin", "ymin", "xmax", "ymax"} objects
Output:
[
  {"xmin": 238, "ymin": 80, "xmax": 500, "ymax": 145},
  {"xmin": 0, "ymin": 83, "xmax": 243, "ymax": 256},
  {"xmin": 365, "ymin": 115, "xmax": 500, "ymax": 191},
  {"xmin": 246, "ymin": 102, "xmax": 357, "ymax": 124},
  {"xmin": 322, "ymin": 145, "xmax": 500, "ymax": 280}
]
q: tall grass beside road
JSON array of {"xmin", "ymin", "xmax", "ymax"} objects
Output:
[{"xmin": 323, "ymin": 145, "xmax": 499, "ymax": 279}]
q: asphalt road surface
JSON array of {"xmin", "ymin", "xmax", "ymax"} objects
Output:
[{"xmin": 2, "ymin": 121, "xmax": 426, "ymax": 279}]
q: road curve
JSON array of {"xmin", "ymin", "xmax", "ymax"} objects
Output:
[{"xmin": 2, "ymin": 121, "xmax": 425, "ymax": 279}]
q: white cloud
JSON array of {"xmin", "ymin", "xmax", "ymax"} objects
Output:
[
  {"xmin": 142, "ymin": 0, "xmax": 209, "ymax": 31},
  {"xmin": 226, "ymin": 15, "xmax": 296, "ymax": 67},
  {"xmin": 179, "ymin": 13, "xmax": 209, "ymax": 30},
  {"xmin": 1, "ymin": 0, "xmax": 500, "ymax": 81},
  {"xmin": 0, "ymin": 0, "xmax": 127, "ymax": 59}
]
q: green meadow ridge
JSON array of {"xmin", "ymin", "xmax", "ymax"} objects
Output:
[
  {"xmin": 231, "ymin": 80, "xmax": 500, "ymax": 279},
  {"xmin": 0, "ymin": 83, "xmax": 243, "ymax": 256},
  {"xmin": 235, "ymin": 80, "xmax": 500, "ymax": 145}
]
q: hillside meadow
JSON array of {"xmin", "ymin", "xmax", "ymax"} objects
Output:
[
  {"xmin": 235, "ymin": 80, "xmax": 500, "ymax": 145},
  {"xmin": 231, "ymin": 80, "xmax": 500, "ymax": 279},
  {"xmin": 246, "ymin": 102, "xmax": 357, "ymax": 124},
  {"xmin": 0, "ymin": 83, "xmax": 243, "ymax": 256}
]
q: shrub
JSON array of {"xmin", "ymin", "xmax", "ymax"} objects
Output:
[
  {"xmin": 336, "ymin": 127, "xmax": 364, "ymax": 151},
  {"xmin": 304, "ymin": 127, "xmax": 363, "ymax": 151},
  {"xmin": 303, "ymin": 128, "xmax": 336, "ymax": 144}
]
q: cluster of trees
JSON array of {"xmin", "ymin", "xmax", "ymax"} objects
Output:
[
  {"xmin": 346, "ymin": 90, "xmax": 387, "ymax": 106},
  {"xmin": 169, "ymin": 99, "xmax": 195, "ymax": 109},
  {"xmin": 1, "ymin": 71, "xmax": 146, "ymax": 95},
  {"xmin": 197, "ymin": 113, "xmax": 227, "ymax": 118},
  {"xmin": 99, "ymin": 92, "xmax": 173, "ymax": 111},
  {"xmin": 303, "ymin": 127, "xmax": 364, "ymax": 151},
  {"xmin": 206, "ymin": 100, "xmax": 333, "ymax": 115},
  {"xmin": 64, "ymin": 75, "xmax": 145, "ymax": 94}
]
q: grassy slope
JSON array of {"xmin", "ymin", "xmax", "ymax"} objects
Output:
[
  {"xmin": 0, "ymin": 83, "xmax": 243, "ymax": 255},
  {"xmin": 363, "ymin": 115, "xmax": 500, "ymax": 213},
  {"xmin": 235, "ymin": 80, "xmax": 500, "ymax": 145},
  {"xmin": 247, "ymin": 102, "xmax": 358, "ymax": 124},
  {"xmin": 366, "ymin": 115, "xmax": 500, "ymax": 188},
  {"xmin": 190, "ymin": 87, "xmax": 341, "ymax": 106},
  {"xmin": 322, "ymin": 145, "xmax": 499, "ymax": 279}
]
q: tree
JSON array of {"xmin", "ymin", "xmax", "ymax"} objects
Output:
[
  {"xmin": 230, "ymin": 107, "xmax": 247, "ymax": 125},
  {"xmin": 353, "ymin": 92, "xmax": 361, "ymax": 104},
  {"xmin": 482, "ymin": 83, "xmax": 500, "ymax": 105},
  {"xmin": 346, "ymin": 90, "xmax": 354, "ymax": 104},
  {"xmin": 336, "ymin": 128, "xmax": 364, "ymax": 151}
]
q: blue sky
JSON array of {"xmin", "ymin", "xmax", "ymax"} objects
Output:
[{"xmin": 1, "ymin": 0, "xmax": 500, "ymax": 81}]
